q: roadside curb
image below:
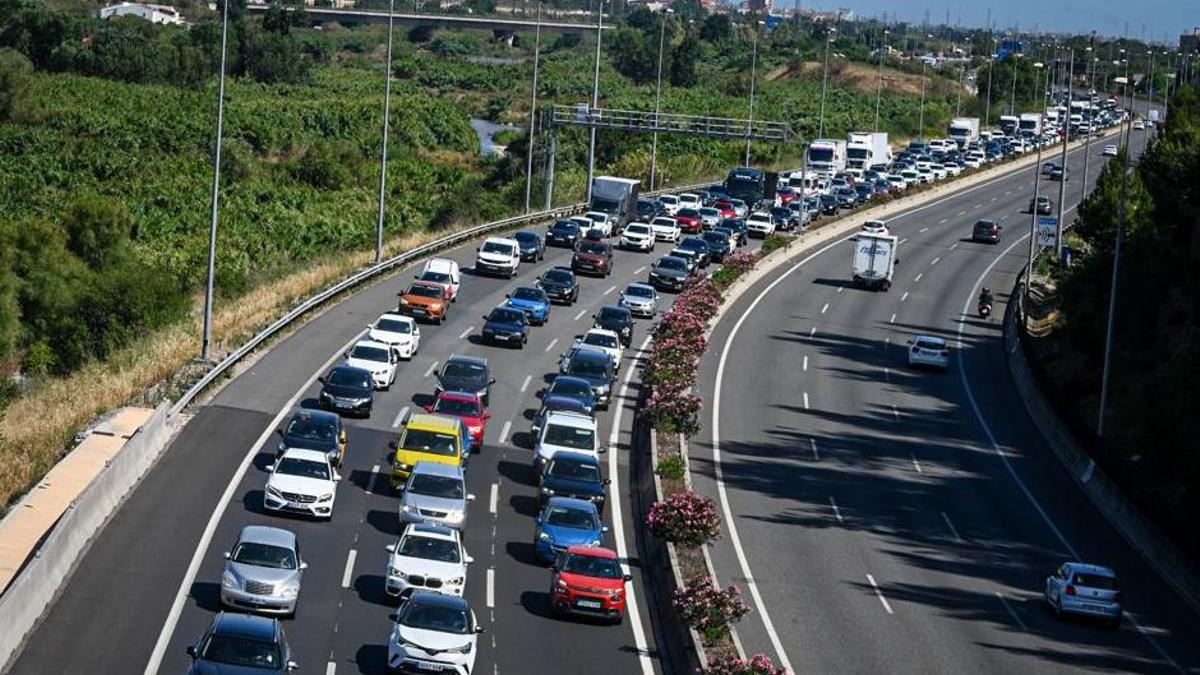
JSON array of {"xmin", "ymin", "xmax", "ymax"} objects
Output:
[{"xmin": 1004, "ymin": 272, "xmax": 1200, "ymax": 618}]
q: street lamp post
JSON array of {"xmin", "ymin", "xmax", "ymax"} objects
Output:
[
  {"xmin": 200, "ymin": 0, "xmax": 231, "ymax": 362},
  {"xmin": 1080, "ymin": 49, "xmax": 1096, "ymax": 206},
  {"xmin": 1054, "ymin": 48, "xmax": 1073, "ymax": 256},
  {"xmin": 524, "ymin": 1, "xmax": 543, "ymax": 213},
  {"xmin": 585, "ymin": 0, "xmax": 605, "ymax": 204},
  {"xmin": 1022, "ymin": 61, "xmax": 1048, "ymax": 319},
  {"xmin": 649, "ymin": 7, "xmax": 671, "ymax": 190},
  {"xmin": 374, "ymin": 0, "xmax": 396, "ymax": 264},
  {"xmin": 918, "ymin": 58, "xmax": 927, "ymax": 140},
  {"xmin": 1145, "ymin": 50, "xmax": 1156, "ymax": 139},
  {"xmin": 984, "ymin": 36, "xmax": 996, "ymax": 127},
  {"xmin": 818, "ymin": 27, "xmax": 836, "ymax": 138},
  {"xmin": 746, "ymin": 21, "xmax": 764, "ymax": 165},
  {"xmin": 874, "ymin": 29, "xmax": 888, "ymax": 132},
  {"xmin": 1009, "ymin": 38, "xmax": 1018, "ymax": 116}
]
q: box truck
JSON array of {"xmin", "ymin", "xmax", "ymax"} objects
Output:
[
  {"xmin": 589, "ymin": 176, "xmax": 640, "ymax": 231},
  {"xmin": 999, "ymin": 115, "xmax": 1019, "ymax": 135},
  {"xmin": 851, "ymin": 232, "xmax": 898, "ymax": 291},
  {"xmin": 846, "ymin": 132, "xmax": 891, "ymax": 169},
  {"xmin": 1019, "ymin": 113, "xmax": 1042, "ymax": 137},
  {"xmin": 947, "ymin": 117, "xmax": 980, "ymax": 147},
  {"xmin": 806, "ymin": 139, "xmax": 847, "ymax": 175}
]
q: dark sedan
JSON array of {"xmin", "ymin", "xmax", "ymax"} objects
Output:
[
  {"xmin": 538, "ymin": 266, "xmax": 580, "ymax": 305},
  {"xmin": 770, "ymin": 206, "xmax": 796, "ymax": 231},
  {"xmin": 318, "ymin": 365, "xmax": 374, "ymax": 418},
  {"xmin": 677, "ymin": 236, "xmax": 711, "ymax": 268},
  {"xmin": 513, "ymin": 230, "xmax": 545, "ymax": 261},
  {"xmin": 481, "ymin": 307, "xmax": 529, "ymax": 348},
  {"xmin": 700, "ymin": 230, "xmax": 732, "ymax": 262},
  {"xmin": 278, "ymin": 409, "xmax": 346, "ymax": 466},
  {"xmin": 648, "ymin": 255, "xmax": 691, "ymax": 292},
  {"xmin": 719, "ymin": 218, "xmax": 748, "ymax": 246},
  {"xmin": 593, "ymin": 306, "xmax": 634, "ymax": 347},
  {"xmin": 435, "ymin": 354, "xmax": 494, "ymax": 406},
  {"xmin": 187, "ymin": 612, "xmax": 296, "ymax": 674},
  {"xmin": 636, "ymin": 198, "xmax": 660, "ymax": 221},
  {"xmin": 546, "ymin": 219, "xmax": 582, "ymax": 249},
  {"xmin": 820, "ymin": 194, "xmax": 841, "ymax": 215}
]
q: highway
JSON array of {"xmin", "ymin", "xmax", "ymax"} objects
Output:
[
  {"xmin": 10, "ymin": 215, "xmax": 726, "ymax": 673},
  {"xmin": 688, "ymin": 129, "xmax": 1200, "ymax": 673}
]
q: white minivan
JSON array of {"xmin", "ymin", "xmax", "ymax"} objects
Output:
[
  {"xmin": 418, "ymin": 258, "xmax": 461, "ymax": 303},
  {"xmin": 475, "ymin": 237, "xmax": 521, "ymax": 278}
]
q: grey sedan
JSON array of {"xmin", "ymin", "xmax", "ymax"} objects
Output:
[
  {"xmin": 400, "ymin": 462, "xmax": 475, "ymax": 531},
  {"xmin": 221, "ymin": 526, "xmax": 306, "ymax": 617},
  {"xmin": 1044, "ymin": 561, "xmax": 1123, "ymax": 627}
]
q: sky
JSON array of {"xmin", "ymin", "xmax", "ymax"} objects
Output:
[{"xmin": 801, "ymin": 0, "xmax": 1197, "ymax": 43}]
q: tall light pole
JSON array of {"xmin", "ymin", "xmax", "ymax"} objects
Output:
[
  {"xmin": 984, "ymin": 36, "xmax": 996, "ymax": 127},
  {"xmin": 201, "ymin": 0, "xmax": 230, "ymax": 362},
  {"xmin": 524, "ymin": 1, "xmax": 543, "ymax": 213},
  {"xmin": 584, "ymin": 0, "xmax": 605, "ymax": 204},
  {"xmin": 1009, "ymin": 37, "xmax": 1019, "ymax": 115},
  {"xmin": 955, "ymin": 53, "xmax": 964, "ymax": 117},
  {"xmin": 1022, "ymin": 61, "xmax": 1048, "ymax": 318},
  {"xmin": 917, "ymin": 39, "xmax": 929, "ymax": 141},
  {"xmin": 1080, "ymin": 48, "xmax": 1096, "ymax": 207},
  {"xmin": 1144, "ymin": 50, "xmax": 1156, "ymax": 140},
  {"xmin": 1054, "ymin": 48, "xmax": 1073, "ymax": 256},
  {"xmin": 649, "ymin": 7, "xmax": 671, "ymax": 190},
  {"xmin": 374, "ymin": 0, "xmax": 396, "ymax": 263},
  {"xmin": 874, "ymin": 28, "xmax": 888, "ymax": 132},
  {"xmin": 817, "ymin": 26, "xmax": 836, "ymax": 138},
  {"xmin": 745, "ymin": 20, "xmax": 764, "ymax": 165}
]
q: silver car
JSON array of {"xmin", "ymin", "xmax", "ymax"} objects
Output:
[
  {"xmin": 619, "ymin": 283, "xmax": 659, "ymax": 318},
  {"xmin": 221, "ymin": 526, "xmax": 306, "ymax": 617},
  {"xmin": 1045, "ymin": 562, "xmax": 1122, "ymax": 627},
  {"xmin": 400, "ymin": 462, "xmax": 474, "ymax": 531}
]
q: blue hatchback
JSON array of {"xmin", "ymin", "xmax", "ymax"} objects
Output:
[
  {"xmin": 481, "ymin": 307, "xmax": 529, "ymax": 348},
  {"xmin": 187, "ymin": 612, "xmax": 296, "ymax": 674},
  {"xmin": 505, "ymin": 286, "xmax": 551, "ymax": 325},
  {"xmin": 534, "ymin": 497, "xmax": 606, "ymax": 564}
]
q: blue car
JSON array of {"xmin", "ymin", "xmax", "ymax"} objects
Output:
[
  {"xmin": 505, "ymin": 286, "xmax": 551, "ymax": 326},
  {"xmin": 534, "ymin": 496, "xmax": 606, "ymax": 564},
  {"xmin": 481, "ymin": 307, "xmax": 529, "ymax": 348},
  {"xmin": 513, "ymin": 230, "xmax": 545, "ymax": 262},
  {"xmin": 186, "ymin": 612, "xmax": 296, "ymax": 674},
  {"xmin": 539, "ymin": 451, "xmax": 609, "ymax": 510}
]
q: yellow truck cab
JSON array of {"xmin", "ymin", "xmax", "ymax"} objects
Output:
[{"xmin": 389, "ymin": 413, "xmax": 465, "ymax": 488}]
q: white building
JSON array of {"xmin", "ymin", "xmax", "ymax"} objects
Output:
[{"xmin": 99, "ymin": 2, "xmax": 186, "ymax": 26}]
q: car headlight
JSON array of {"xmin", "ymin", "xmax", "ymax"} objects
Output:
[
  {"xmin": 538, "ymin": 531, "xmax": 552, "ymax": 542},
  {"xmin": 222, "ymin": 572, "xmax": 238, "ymax": 589},
  {"xmin": 610, "ymin": 591, "xmax": 623, "ymax": 602},
  {"xmin": 448, "ymin": 577, "xmax": 465, "ymax": 586},
  {"xmin": 318, "ymin": 493, "xmax": 333, "ymax": 503},
  {"xmin": 320, "ymin": 391, "xmax": 331, "ymax": 400},
  {"xmin": 397, "ymin": 462, "xmax": 412, "ymax": 471},
  {"xmin": 354, "ymin": 396, "xmax": 372, "ymax": 405},
  {"xmin": 591, "ymin": 539, "xmax": 602, "ymax": 547},
  {"xmin": 589, "ymin": 494, "xmax": 604, "ymax": 502},
  {"xmin": 429, "ymin": 303, "xmax": 443, "ymax": 311},
  {"xmin": 448, "ymin": 642, "xmax": 473, "ymax": 655},
  {"xmin": 267, "ymin": 485, "xmax": 282, "ymax": 498},
  {"xmin": 388, "ymin": 566, "xmax": 404, "ymax": 579},
  {"xmin": 540, "ymin": 487, "xmax": 554, "ymax": 495},
  {"xmin": 401, "ymin": 504, "xmax": 415, "ymax": 513},
  {"xmin": 444, "ymin": 510, "xmax": 464, "ymax": 524},
  {"xmin": 280, "ymin": 584, "xmax": 300, "ymax": 599},
  {"xmin": 399, "ymin": 297, "xmax": 410, "ymax": 305}
]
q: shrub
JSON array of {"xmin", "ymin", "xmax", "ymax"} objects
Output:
[
  {"xmin": 646, "ymin": 490, "xmax": 719, "ymax": 547},
  {"xmin": 704, "ymin": 653, "xmax": 788, "ymax": 675},
  {"xmin": 656, "ymin": 453, "xmax": 685, "ymax": 481},
  {"xmin": 644, "ymin": 384, "xmax": 702, "ymax": 436},
  {"xmin": 761, "ymin": 233, "xmax": 793, "ymax": 255},
  {"xmin": 672, "ymin": 574, "xmax": 750, "ymax": 643}
]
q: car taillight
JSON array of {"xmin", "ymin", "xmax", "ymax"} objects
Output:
[{"xmin": 1065, "ymin": 585, "xmax": 1076, "ymax": 596}]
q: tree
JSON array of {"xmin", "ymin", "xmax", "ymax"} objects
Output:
[
  {"xmin": 669, "ymin": 33, "xmax": 697, "ymax": 87},
  {"xmin": 698, "ymin": 14, "xmax": 731, "ymax": 43},
  {"xmin": 64, "ymin": 195, "xmax": 133, "ymax": 269},
  {"xmin": 0, "ymin": 220, "xmax": 19, "ymax": 365},
  {"xmin": 609, "ymin": 26, "xmax": 656, "ymax": 84},
  {"xmin": 0, "ymin": 47, "xmax": 32, "ymax": 122}
]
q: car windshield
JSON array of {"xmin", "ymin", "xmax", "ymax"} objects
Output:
[
  {"xmin": 652, "ymin": 218, "xmax": 675, "ymax": 227},
  {"xmin": 401, "ymin": 603, "xmax": 470, "ymax": 634},
  {"xmin": 543, "ymin": 270, "xmax": 573, "ymax": 284},
  {"xmin": 582, "ymin": 333, "xmax": 619, "ymax": 349},
  {"xmin": 624, "ymin": 285, "xmax": 654, "ymax": 299},
  {"xmin": 544, "ymin": 506, "xmax": 599, "ymax": 530},
  {"xmin": 659, "ymin": 196, "xmax": 678, "ymax": 205},
  {"xmin": 231, "ymin": 542, "xmax": 297, "ymax": 570},
  {"xmin": 914, "ymin": 339, "xmax": 945, "ymax": 351},
  {"xmin": 543, "ymin": 423, "xmax": 595, "ymax": 450},
  {"xmin": 401, "ymin": 430, "xmax": 459, "ymax": 457},
  {"xmin": 481, "ymin": 241, "xmax": 514, "ymax": 255},
  {"xmin": 1073, "ymin": 573, "xmax": 1117, "ymax": 589},
  {"xmin": 579, "ymin": 242, "xmax": 607, "ymax": 254},
  {"xmin": 511, "ymin": 288, "xmax": 543, "ymax": 302},
  {"xmin": 586, "ymin": 213, "xmax": 607, "ymax": 223},
  {"xmin": 420, "ymin": 271, "xmax": 451, "ymax": 285},
  {"xmin": 699, "ymin": 208, "xmax": 720, "ymax": 217},
  {"xmin": 350, "ymin": 345, "xmax": 389, "ymax": 363},
  {"xmin": 681, "ymin": 240, "xmax": 706, "ymax": 252},
  {"xmin": 327, "ymin": 368, "xmax": 370, "ymax": 389},
  {"xmin": 563, "ymin": 553, "xmax": 623, "ymax": 579},
  {"xmin": 376, "ymin": 318, "xmax": 412, "ymax": 334},
  {"xmin": 489, "ymin": 309, "xmax": 524, "ymax": 324},
  {"xmin": 677, "ymin": 208, "xmax": 699, "ymax": 217},
  {"xmin": 625, "ymin": 224, "xmax": 650, "ymax": 235},
  {"xmin": 200, "ymin": 634, "xmax": 281, "ymax": 670},
  {"xmin": 551, "ymin": 221, "xmax": 578, "ymax": 233},
  {"xmin": 408, "ymin": 473, "xmax": 465, "ymax": 499},
  {"xmin": 549, "ymin": 378, "xmax": 592, "ymax": 399},
  {"xmin": 434, "ymin": 397, "xmax": 481, "ymax": 417},
  {"xmin": 285, "ymin": 416, "xmax": 335, "ymax": 442},
  {"xmin": 548, "ymin": 458, "xmax": 601, "ymax": 482},
  {"xmin": 658, "ymin": 258, "xmax": 687, "ymax": 272},
  {"xmin": 408, "ymin": 284, "xmax": 443, "ymax": 299},
  {"xmin": 442, "ymin": 361, "xmax": 486, "ymax": 382},
  {"xmin": 276, "ymin": 457, "xmax": 330, "ymax": 480},
  {"xmin": 398, "ymin": 535, "xmax": 461, "ymax": 563},
  {"xmin": 568, "ymin": 354, "xmax": 609, "ymax": 379},
  {"xmin": 598, "ymin": 308, "xmax": 627, "ymax": 323},
  {"xmin": 515, "ymin": 232, "xmax": 538, "ymax": 244}
]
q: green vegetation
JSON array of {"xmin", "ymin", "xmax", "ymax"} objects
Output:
[{"xmin": 1045, "ymin": 86, "xmax": 1200, "ymax": 559}]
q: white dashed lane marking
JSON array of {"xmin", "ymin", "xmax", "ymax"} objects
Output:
[{"xmin": 459, "ymin": 326, "xmax": 475, "ymax": 340}]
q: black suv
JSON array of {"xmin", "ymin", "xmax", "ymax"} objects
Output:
[
  {"xmin": 593, "ymin": 306, "xmax": 634, "ymax": 347},
  {"xmin": 537, "ymin": 266, "xmax": 580, "ymax": 305},
  {"xmin": 972, "ymin": 219, "xmax": 1002, "ymax": 244}
]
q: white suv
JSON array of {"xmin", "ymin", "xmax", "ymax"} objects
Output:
[
  {"xmin": 385, "ymin": 523, "xmax": 473, "ymax": 600},
  {"xmin": 264, "ymin": 448, "xmax": 340, "ymax": 519},
  {"xmin": 367, "ymin": 313, "xmax": 421, "ymax": 360},
  {"xmin": 584, "ymin": 211, "xmax": 613, "ymax": 237},
  {"xmin": 533, "ymin": 411, "xmax": 604, "ymax": 476},
  {"xmin": 388, "ymin": 592, "xmax": 482, "ymax": 674},
  {"xmin": 649, "ymin": 216, "xmax": 681, "ymax": 243},
  {"xmin": 677, "ymin": 193, "xmax": 702, "ymax": 210},
  {"xmin": 475, "ymin": 237, "xmax": 521, "ymax": 278},
  {"xmin": 620, "ymin": 222, "xmax": 656, "ymax": 252},
  {"xmin": 344, "ymin": 339, "xmax": 399, "ymax": 389},
  {"xmin": 746, "ymin": 211, "xmax": 776, "ymax": 238}
]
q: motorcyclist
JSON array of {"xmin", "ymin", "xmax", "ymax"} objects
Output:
[{"xmin": 979, "ymin": 288, "xmax": 994, "ymax": 307}]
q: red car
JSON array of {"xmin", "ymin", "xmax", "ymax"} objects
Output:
[
  {"xmin": 714, "ymin": 200, "xmax": 737, "ymax": 220},
  {"xmin": 550, "ymin": 546, "xmax": 631, "ymax": 623},
  {"xmin": 674, "ymin": 208, "xmax": 703, "ymax": 234},
  {"xmin": 422, "ymin": 391, "xmax": 490, "ymax": 447},
  {"xmin": 776, "ymin": 186, "xmax": 796, "ymax": 206}
]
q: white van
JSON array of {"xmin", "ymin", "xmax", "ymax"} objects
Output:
[
  {"xmin": 418, "ymin": 258, "xmax": 461, "ymax": 302},
  {"xmin": 475, "ymin": 237, "xmax": 521, "ymax": 278}
]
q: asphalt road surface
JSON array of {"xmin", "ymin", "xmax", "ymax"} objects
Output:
[{"xmin": 689, "ymin": 131, "xmax": 1200, "ymax": 673}]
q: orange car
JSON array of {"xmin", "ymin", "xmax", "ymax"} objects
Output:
[{"xmin": 398, "ymin": 281, "xmax": 451, "ymax": 324}]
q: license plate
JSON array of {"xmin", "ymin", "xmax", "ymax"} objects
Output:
[
  {"xmin": 411, "ymin": 309, "xmax": 425, "ymax": 315},
  {"xmin": 576, "ymin": 599, "xmax": 603, "ymax": 609},
  {"xmin": 417, "ymin": 663, "xmax": 444, "ymax": 672},
  {"xmin": 494, "ymin": 334, "xmax": 509, "ymax": 340},
  {"xmin": 286, "ymin": 502, "xmax": 306, "ymax": 510},
  {"xmin": 335, "ymin": 401, "xmax": 354, "ymax": 409}
]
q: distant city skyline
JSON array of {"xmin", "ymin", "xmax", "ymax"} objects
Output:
[{"xmin": 798, "ymin": 0, "xmax": 1197, "ymax": 43}]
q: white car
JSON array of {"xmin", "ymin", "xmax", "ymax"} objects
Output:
[
  {"xmin": 887, "ymin": 174, "xmax": 907, "ymax": 191},
  {"xmin": 475, "ymin": 237, "xmax": 520, "ymax": 278},
  {"xmin": 649, "ymin": 216, "xmax": 681, "ymax": 243},
  {"xmin": 899, "ymin": 169, "xmax": 921, "ymax": 185},
  {"xmin": 344, "ymin": 339, "xmax": 399, "ymax": 389},
  {"xmin": 964, "ymin": 153, "xmax": 984, "ymax": 168},
  {"xmin": 746, "ymin": 211, "xmax": 776, "ymax": 238},
  {"xmin": 943, "ymin": 163, "xmax": 963, "ymax": 177},
  {"xmin": 1132, "ymin": 120, "xmax": 1145, "ymax": 130},
  {"xmin": 697, "ymin": 207, "xmax": 722, "ymax": 230},
  {"xmin": 418, "ymin": 258, "xmax": 461, "ymax": 303},
  {"xmin": 263, "ymin": 448, "xmax": 340, "ymax": 519},
  {"xmin": 572, "ymin": 328, "xmax": 622, "ymax": 366},
  {"xmin": 907, "ymin": 335, "xmax": 950, "ymax": 371},
  {"xmin": 388, "ymin": 591, "xmax": 482, "ymax": 674},
  {"xmin": 568, "ymin": 215, "xmax": 595, "ymax": 232},
  {"xmin": 533, "ymin": 410, "xmax": 603, "ymax": 475},
  {"xmin": 619, "ymin": 282, "xmax": 659, "ymax": 318},
  {"xmin": 1102, "ymin": 144, "xmax": 1118, "ymax": 157},
  {"xmin": 657, "ymin": 194, "xmax": 681, "ymax": 216},
  {"xmin": 929, "ymin": 164, "xmax": 948, "ymax": 180},
  {"xmin": 584, "ymin": 211, "xmax": 613, "ymax": 237},
  {"xmin": 861, "ymin": 220, "xmax": 889, "ymax": 235},
  {"xmin": 385, "ymin": 523, "xmax": 472, "ymax": 600},
  {"xmin": 677, "ymin": 193, "xmax": 702, "ymax": 210},
  {"xmin": 367, "ymin": 313, "xmax": 421, "ymax": 360},
  {"xmin": 619, "ymin": 222, "xmax": 656, "ymax": 252}
]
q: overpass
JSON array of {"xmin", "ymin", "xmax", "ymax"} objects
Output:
[{"xmin": 245, "ymin": 4, "xmax": 608, "ymax": 34}]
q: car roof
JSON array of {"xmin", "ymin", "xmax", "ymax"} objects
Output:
[
  {"xmin": 544, "ymin": 410, "xmax": 597, "ymax": 428},
  {"xmin": 212, "ymin": 612, "xmax": 279, "ymax": 640},
  {"xmin": 425, "ymin": 258, "xmax": 457, "ymax": 270},
  {"xmin": 352, "ymin": 339, "xmax": 391, "ymax": 351},
  {"xmin": 913, "ymin": 335, "xmax": 947, "ymax": 346},
  {"xmin": 1065, "ymin": 562, "xmax": 1117, "ymax": 577},
  {"xmin": 445, "ymin": 354, "xmax": 487, "ymax": 367},
  {"xmin": 545, "ymin": 266, "xmax": 574, "ymax": 275},
  {"xmin": 598, "ymin": 305, "xmax": 630, "ymax": 316},
  {"xmin": 377, "ymin": 312, "xmax": 415, "ymax": 324},
  {"xmin": 402, "ymin": 523, "xmax": 459, "ymax": 541},
  {"xmin": 408, "ymin": 589, "xmax": 470, "ymax": 611},
  {"xmin": 288, "ymin": 408, "xmax": 340, "ymax": 426},
  {"xmin": 546, "ymin": 496, "xmax": 600, "ymax": 511},
  {"xmin": 566, "ymin": 544, "xmax": 619, "ymax": 559},
  {"xmin": 410, "ymin": 460, "xmax": 465, "ymax": 479},
  {"xmin": 482, "ymin": 236, "xmax": 518, "ymax": 245},
  {"xmin": 437, "ymin": 390, "xmax": 483, "ymax": 404},
  {"xmin": 583, "ymin": 328, "xmax": 620, "ymax": 340},
  {"xmin": 571, "ymin": 345, "xmax": 612, "ymax": 361},
  {"xmin": 238, "ymin": 525, "xmax": 297, "ymax": 549},
  {"xmin": 408, "ymin": 280, "xmax": 445, "ymax": 292},
  {"xmin": 550, "ymin": 450, "xmax": 601, "ymax": 466},
  {"xmin": 406, "ymin": 413, "xmax": 464, "ymax": 434},
  {"xmin": 329, "ymin": 364, "xmax": 372, "ymax": 377},
  {"xmin": 279, "ymin": 447, "xmax": 330, "ymax": 463}
]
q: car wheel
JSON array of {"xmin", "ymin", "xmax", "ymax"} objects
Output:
[{"xmin": 1052, "ymin": 596, "xmax": 1063, "ymax": 620}]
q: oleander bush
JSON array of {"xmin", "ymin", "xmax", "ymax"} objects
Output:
[
  {"xmin": 655, "ymin": 453, "xmax": 685, "ymax": 481},
  {"xmin": 672, "ymin": 574, "xmax": 750, "ymax": 643},
  {"xmin": 646, "ymin": 491, "xmax": 720, "ymax": 548},
  {"xmin": 704, "ymin": 654, "xmax": 788, "ymax": 675}
]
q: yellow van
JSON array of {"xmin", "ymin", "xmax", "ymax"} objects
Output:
[{"xmin": 389, "ymin": 413, "xmax": 465, "ymax": 488}]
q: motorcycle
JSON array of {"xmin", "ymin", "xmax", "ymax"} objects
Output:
[{"xmin": 978, "ymin": 303, "xmax": 993, "ymax": 318}]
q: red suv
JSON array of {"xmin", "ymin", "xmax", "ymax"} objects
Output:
[
  {"xmin": 674, "ymin": 208, "xmax": 703, "ymax": 234},
  {"xmin": 571, "ymin": 240, "xmax": 613, "ymax": 277},
  {"xmin": 550, "ymin": 546, "xmax": 631, "ymax": 623},
  {"xmin": 714, "ymin": 200, "xmax": 737, "ymax": 219}
]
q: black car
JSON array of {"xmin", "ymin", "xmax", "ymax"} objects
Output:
[
  {"xmin": 636, "ymin": 198, "xmax": 660, "ymax": 221},
  {"xmin": 560, "ymin": 347, "xmax": 617, "ymax": 408},
  {"xmin": 481, "ymin": 307, "xmax": 529, "ymax": 348},
  {"xmin": 538, "ymin": 266, "xmax": 580, "ymax": 305},
  {"xmin": 835, "ymin": 187, "xmax": 859, "ymax": 208},
  {"xmin": 820, "ymin": 194, "xmax": 840, "ymax": 215},
  {"xmin": 677, "ymin": 236, "xmax": 711, "ymax": 268},
  {"xmin": 854, "ymin": 183, "xmax": 874, "ymax": 203},
  {"xmin": 187, "ymin": 612, "xmax": 296, "ymax": 674},
  {"xmin": 513, "ymin": 230, "xmax": 545, "ymax": 261},
  {"xmin": 972, "ymin": 219, "xmax": 1002, "ymax": 243},
  {"xmin": 719, "ymin": 217, "xmax": 748, "ymax": 246},
  {"xmin": 546, "ymin": 219, "xmax": 582, "ymax": 249},
  {"xmin": 592, "ymin": 306, "xmax": 634, "ymax": 347},
  {"xmin": 1030, "ymin": 196, "xmax": 1053, "ymax": 215},
  {"xmin": 648, "ymin": 255, "xmax": 691, "ymax": 292},
  {"xmin": 700, "ymin": 230, "xmax": 732, "ymax": 262},
  {"xmin": 278, "ymin": 409, "xmax": 346, "ymax": 466},
  {"xmin": 539, "ymin": 452, "xmax": 609, "ymax": 509},
  {"xmin": 435, "ymin": 355, "xmax": 494, "ymax": 406},
  {"xmin": 770, "ymin": 206, "xmax": 796, "ymax": 231},
  {"xmin": 318, "ymin": 365, "xmax": 374, "ymax": 418}
]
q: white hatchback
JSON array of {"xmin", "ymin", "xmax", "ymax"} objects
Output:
[
  {"xmin": 907, "ymin": 335, "xmax": 950, "ymax": 371},
  {"xmin": 367, "ymin": 313, "xmax": 421, "ymax": 360},
  {"xmin": 344, "ymin": 339, "xmax": 399, "ymax": 389},
  {"xmin": 649, "ymin": 216, "xmax": 681, "ymax": 243}
]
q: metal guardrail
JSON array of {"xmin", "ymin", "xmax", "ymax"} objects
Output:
[
  {"xmin": 169, "ymin": 181, "xmax": 712, "ymax": 418},
  {"xmin": 547, "ymin": 105, "xmax": 795, "ymax": 143}
]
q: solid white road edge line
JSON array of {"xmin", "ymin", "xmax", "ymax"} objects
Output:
[
  {"xmin": 956, "ymin": 233, "xmax": 1182, "ymax": 672},
  {"xmin": 391, "ymin": 405, "xmax": 410, "ymax": 429},
  {"xmin": 341, "ymin": 549, "xmax": 357, "ymax": 589},
  {"xmin": 608, "ymin": 336, "xmax": 656, "ymax": 673},
  {"xmin": 866, "ymin": 574, "xmax": 894, "ymax": 615},
  {"xmin": 996, "ymin": 591, "xmax": 1028, "ymax": 630},
  {"xmin": 144, "ymin": 328, "xmax": 367, "ymax": 675}
]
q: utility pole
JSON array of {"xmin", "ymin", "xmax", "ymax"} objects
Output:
[
  {"xmin": 1080, "ymin": 47, "xmax": 1096, "ymax": 207},
  {"xmin": 918, "ymin": 57, "xmax": 927, "ymax": 140},
  {"xmin": 374, "ymin": 0, "xmax": 396, "ymax": 264},
  {"xmin": 746, "ymin": 21, "xmax": 764, "ymax": 165},
  {"xmin": 649, "ymin": 7, "xmax": 670, "ymax": 190},
  {"xmin": 201, "ymin": 0, "xmax": 230, "ymax": 362},
  {"xmin": 1054, "ymin": 48, "xmax": 1073, "ymax": 256},
  {"xmin": 985, "ymin": 34, "xmax": 996, "ymax": 127},
  {"xmin": 874, "ymin": 29, "xmax": 888, "ymax": 132},
  {"xmin": 1022, "ymin": 61, "xmax": 1047, "ymax": 319},
  {"xmin": 524, "ymin": 1, "xmax": 543, "ymax": 213},
  {"xmin": 585, "ymin": 0, "xmax": 605, "ymax": 204},
  {"xmin": 818, "ymin": 26, "xmax": 836, "ymax": 138}
]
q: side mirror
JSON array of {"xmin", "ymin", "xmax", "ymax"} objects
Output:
[
  {"xmin": 476, "ymin": 247, "xmax": 480, "ymax": 251},
  {"xmin": 317, "ymin": 376, "xmax": 326, "ymax": 385},
  {"xmin": 223, "ymin": 551, "xmax": 231, "ymax": 559},
  {"xmin": 598, "ymin": 447, "xmax": 608, "ymax": 454},
  {"xmin": 482, "ymin": 315, "xmax": 489, "ymax": 321},
  {"xmin": 467, "ymin": 494, "xmax": 476, "ymax": 501},
  {"xmin": 366, "ymin": 323, "xmax": 374, "ymax": 329},
  {"xmin": 386, "ymin": 543, "xmax": 396, "ymax": 553},
  {"xmin": 186, "ymin": 646, "xmax": 197, "ymax": 658},
  {"xmin": 603, "ymin": 479, "xmax": 612, "ymax": 485},
  {"xmin": 287, "ymin": 662, "xmax": 299, "ymax": 672},
  {"xmin": 623, "ymin": 574, "xmax": 633, "ymax": 582},
  {"xmin": 334, "ymin": 472, "xmax": 342, "ymax": 481},
  {"xmin": 602, "ymin": 526, "xmax": 610, "ymax": 533},
  {"xmin": 475, "ymin": 626, "xmax": 486, "ymax": 634},
  {"xmin": 388, "ymin": 440, "xmax": 398, "ymax": 450},
  {"xmin": 505, "ymin": 294, "xmax": 511, "ymax": 299},
  {"xmin": 422, "ymin": 404, "xmax": 433, "ymax": 413},
  {"xmin": 483, "ymin": 412, "xmax": 492, "ymax": 420},
  {"xmin": 342, "ymin": 351, "xmax": 349, "ymax": 358},
  {"xmin": 465, "ymin": 555, "xmax": 474, "ymax": 564},
  {"xmin": 276, "ymin": 428, "xmax": 284, "ymax": 436},
  {"xmin": 299, "ymin": 561, "xmax": 308, "ymax": 570},
  {"xmin": 489, "ymin": 378, "xmax": 497, "ymax": 385}
]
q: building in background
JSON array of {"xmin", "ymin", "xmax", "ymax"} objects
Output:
[
  {"xmin": 1181, "ymin": 28, "xmax": 1199, "ymax": 54},
  {"xmin": 99, "ymin": 2, "xmax": 186, "ymax": 25}
]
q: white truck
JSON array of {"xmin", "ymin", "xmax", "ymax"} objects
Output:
[
  {"xmin": 845, "ymin": 132, "xmax": 890, "ymax": 169},
  {"xmin": 851, "ymin": 232, "xmax": 898, "ymax": 291},
  {"xmin": 1018, "ymin": 112, "xmax": 1042, "ymax": 137},
  {"xmin": 589, "ymin": 176, "xmax": 640, "ymax": 232},
  {"xmin": 999, "ymin": 115, "xmax": 1019, "ymax": 136},
  {"xmin": 947, "ymin": 117, "xmax": 980, "ymax": 148},
  {"xmin": 806, "ymin": 139, "xmax": 846, "ymax": 175}
]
